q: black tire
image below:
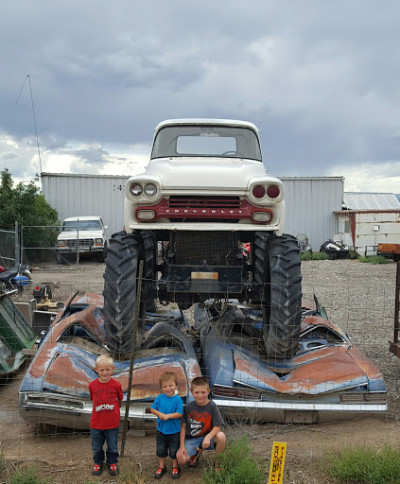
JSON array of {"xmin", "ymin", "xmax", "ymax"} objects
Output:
[
  {"xmin": 253, "ymin": 233, "xmax": 302, "ymax": 358},
  {"xmin": 103, "ymin": 231, "xmax": 147, "ymax": 356}
]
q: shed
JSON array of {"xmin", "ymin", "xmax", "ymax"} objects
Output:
[
  {"xmin": 41, "ymin": 173, "xmax": 344, "ymax": 251},
  {"xmin": 335, "ymin": 193, "xmax": 400, "ymax": 256}
]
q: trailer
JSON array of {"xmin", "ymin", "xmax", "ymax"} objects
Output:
[{"xmin": 378, "ymin": 243, "xmax": 400, "ymax": 262}]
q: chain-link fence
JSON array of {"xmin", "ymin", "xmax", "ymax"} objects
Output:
[
  {"xmin": 0, "ymin": 223, "xmax": 18, "ymax": 268},
  {"xmin": 8, "ymin": 224, "xmax": 107, "ymax": 268}
]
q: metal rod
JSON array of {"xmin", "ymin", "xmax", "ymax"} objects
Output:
[
  {"xmin": 394, "ymin": 261, "xmax": 400, "ymax": 344},
  {"xmin": 120, "ymin": 259, "xmax": 144, "ymax": 456}
]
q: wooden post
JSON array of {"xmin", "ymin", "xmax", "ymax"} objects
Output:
[{"xmin": 120, "ymin": 260, "xmax": 144, "ymax": 456}]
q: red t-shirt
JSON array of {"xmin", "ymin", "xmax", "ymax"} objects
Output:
[{"xmin": 89, "ymin": 378, "xmax": 123, "ymax": 430}]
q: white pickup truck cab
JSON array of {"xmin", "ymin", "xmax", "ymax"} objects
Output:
[
  {"xmin": 103, "ymin": 119, "xmax": 302, "ymax": 358},
  {"xmin": 56, "ymin": 216, "xmax": 108, "ymax": 263}
]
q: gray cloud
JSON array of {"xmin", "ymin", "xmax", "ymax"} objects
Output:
[{"xmin": 0, "ymin": 0, "xmax": 399, "ymax": 191}]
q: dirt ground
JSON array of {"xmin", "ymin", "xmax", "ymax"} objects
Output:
[{"xmin": 1, "ymin": 259, "xmax": 400, "ymax": 483}]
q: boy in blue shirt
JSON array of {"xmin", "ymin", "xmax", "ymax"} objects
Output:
[{"xmin": 150, "ymin": 371, "xmax": 183, "ymax": 479}]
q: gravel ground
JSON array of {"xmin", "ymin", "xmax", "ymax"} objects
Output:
[{"xmin": 1, "ymin": 258, "xmax": 399, "ymax": 484}]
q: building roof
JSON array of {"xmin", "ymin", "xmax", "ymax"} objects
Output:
[{"xmin": 344, "ymin": 192, "xmax": 400, "ymax": 210}]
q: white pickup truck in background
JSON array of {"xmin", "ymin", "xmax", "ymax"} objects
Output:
[{"xmin": 56, "ymin": 216, "xmax": 108, "ymax": 263}]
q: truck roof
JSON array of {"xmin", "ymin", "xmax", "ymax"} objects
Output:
[
  {"xmin": 154, "ymin": 118, "xmax": 259, "ymax": 133},
  {"xmin": 63, "ymin": 216, "xmax": 102, "ymax": 221}
]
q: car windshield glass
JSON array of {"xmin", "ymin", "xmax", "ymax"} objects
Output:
[
  {"xmin": 151, "ymin": 125, "xmax": 262, "ymax": 161},
  {"xmin": 63, "ymin": 220, "xmax": 101, "ymax": 231}
]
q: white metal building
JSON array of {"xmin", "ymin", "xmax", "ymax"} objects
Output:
[
  {"xmin": 41, "ymin": 173, "xmax": 344, "ymax": 251},
  {"xmin": 335, "ymin": 192, "xmax": 400, "ymax": 256}
]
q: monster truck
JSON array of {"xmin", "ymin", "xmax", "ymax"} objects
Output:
[{"xmin": 103, "ymin": 119, "xmax": 302, "ymax": 358}]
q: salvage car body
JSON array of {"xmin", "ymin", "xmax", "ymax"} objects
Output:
[
  {"xmin": 19, "ymin": 293, "xmax": 387, "ymax": 429},
  {"xmin": 19, "ymin": 292, "xmax": 201, "ymax": 430},
  {"xmin": 196, "ymin": 301, "xmax": 387, "ymax": 423}
]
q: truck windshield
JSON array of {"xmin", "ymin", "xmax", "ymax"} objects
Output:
[
  {"xmin": 151, "ymin": 125, "xmax": 262, "ymax": 161},
  {"xmin": 63, "ymin": 220, "xmax": 101, "ymax": 231}
]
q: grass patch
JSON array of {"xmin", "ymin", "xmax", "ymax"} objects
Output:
[
  {"xmin": 300, "ymin": 251, "xmax": 329, "ymax": 261},
  {"xmin": 7, "ymin": 466, "xmax": 51, "ymax": 484},
  {"xmin": 359, "ymin": 255, "xmax": 390, "ymax": 264},
  {"xmin": 311, "ymin": 251, "xmax": 330, "ymax": 260},
  {"xmin": 118, "ymin": 463, "xmax": 145, "ymax": 484},
  {"xmin": 325, "ymin": 444, "xmax": 400, "ymax": 483},
  {"xmin": 300, "ymin": 251, "xmax": 313, "ymax": 261},
  {"xmin": 0, "ymin": 451, "xmax": 6, "ymax": 474},
  {"xmin": 201, "ymin": 436, "xmax": 266, "ymax": 484}
]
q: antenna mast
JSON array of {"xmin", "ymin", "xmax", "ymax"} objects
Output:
[{"xmin": 16, "ymin": 74, "xmax": 43, "ymax": 174}]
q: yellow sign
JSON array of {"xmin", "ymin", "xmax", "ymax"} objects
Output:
[
  {"xmin": 191, "ymin": 272, "xmax": 218, "ymax": 280},
  {"xmin": 268, "ymin": 441, "xmax": 287, "ymax": 484}
]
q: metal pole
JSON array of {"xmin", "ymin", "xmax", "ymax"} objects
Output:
[
  {"xmin": 120, "ymin": 260, "xmax": 144, "ymax": 456},
  {"xmin": 394, "ymin": 262, "xmax": 400, "ymax": 344},
  {"xmin": 15, "ymin": 221, "xmax": 20, "ymax": 266},
  {"xmin": 76, "ymin": 221, "xmax": 79, "ymax": 266}
]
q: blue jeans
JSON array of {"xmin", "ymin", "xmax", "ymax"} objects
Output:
[
  {"xmin": 90, "ymin": 427, "xmax": 119, "ymax": 465},
  {"xmin": 185, "ymin": 436, "xmax": 215, "ymax": 457}
]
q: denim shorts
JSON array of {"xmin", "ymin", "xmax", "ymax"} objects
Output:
[
  {"xmin": 185, "ymin": 436, "xmax": 215, "ymax": 457},
  {"xmin": 156, "ymin": 431, "xmax": 180, "ymax": 458}
]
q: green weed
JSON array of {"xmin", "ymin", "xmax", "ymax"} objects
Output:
[
  {"xmin": 7, "ymin": 466, "xmax": 51, "ymax": 484},
  {"xmin": 300, "ymin": 251, "xmax": 313, "ymax": 261},
  {"xmin": 311, "ymin": 251, "xmax": 329, "ymax": 260},
  {"xmin": 0, "ymin": 450, "xmax": 6, "ymax": 474},
  {"xmin": 325, "ymin": 444, "xmax": 400, "ymax": 484},
  {"xmin": 118, "ymin": 463, "xmax": 146, "ymax": 484},
  {"xmin": 359, "ymin": 255, "xmax": 390, "ymax": 264},
  {"xmin": 300, "ymin": 251, "xmax": 330, "ymax": 261},
  {"xmin": 201, "ymin": 436, "xmax": 266, "ymax": 484}
]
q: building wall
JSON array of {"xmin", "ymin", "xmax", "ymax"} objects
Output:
[
  {"xmin": 281, "ymin": 176, "xmax": 344, "ymax": 249},
  {"xmin": 41, "ymin": 173, "xmax": 344, "ymax": 250},
  {"xmin": 41, "ymin": 173, "xmax": 127, "ymax": 239},
  {"xmin": 336, "ymin": 210, "xmax": 400, "ymax": 256}
]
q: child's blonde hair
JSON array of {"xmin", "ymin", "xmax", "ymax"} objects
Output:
[
  {"xmin": 159, "ymin": 371, "xmax": 178, "ymax": 387},
  {"xmin": 96, "ymin": 353, "xmax": 114, "ymax": 367}
]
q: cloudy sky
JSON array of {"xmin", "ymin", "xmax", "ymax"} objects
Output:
[{"xmin": 1, "ymin": 1, "xmax": 399, "ymax": 193}]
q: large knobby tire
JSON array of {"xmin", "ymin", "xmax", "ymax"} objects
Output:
[
  {"xmin": 253, "ymin": 233, "xmax": 302, "ymax": 359},
  {"xmin": 103, "ymin": 231, "xmax": 147, "ymax": 357}
]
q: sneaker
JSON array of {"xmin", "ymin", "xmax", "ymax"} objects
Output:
[
  {"xmin": 108, "ymin": 463, "xmax": 119, "ymax": 476},
  {"xmin": 154, "ymin": 466, "xmax": 167, "ymax": 479},
  {"xmin": 171, "ymin": 466, "xmax": 181, "ymax": 479},
  {"xmin": 92, "ymin": 463, "xmax": 103, "ymax": 476},
  {"xmin": 188, "ymin": 453, "xmax": 200, "ymax": 468}
]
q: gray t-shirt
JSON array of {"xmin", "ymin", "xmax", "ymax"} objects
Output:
[{"xmin": 183, "ymin": 400, "xmax": 224, "ymax": 439}]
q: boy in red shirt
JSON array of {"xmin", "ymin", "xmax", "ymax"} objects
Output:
[{"xmin": 89, "ymin": 354, "xmax": 123, "ymax": 476}]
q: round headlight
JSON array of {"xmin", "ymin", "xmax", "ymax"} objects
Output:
[
  {"xmin": 144, "ymin": 183, "xmax": 158, "ymax": 197},
  {"xmin": 130, "ymin": 183, "xmax": 143, "ymax": 196}
]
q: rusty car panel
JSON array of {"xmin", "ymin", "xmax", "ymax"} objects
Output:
[
  {"xmin": 19, "ymin": 293, "xmax": 387, "ymax": 429},
  {"xmin": 19, "ymin": 293, "xmax": 201, "ymax": 429}
]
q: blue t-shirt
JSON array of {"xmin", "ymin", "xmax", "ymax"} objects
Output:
[{"xmin": 151, "ymin": 393, "xmax": 183, "ymax": 434}]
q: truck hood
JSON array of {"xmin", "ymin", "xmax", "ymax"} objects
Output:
[
  {"xmin": 57, "ymin": 230, "xmax": 103, "ymax": 241},
  {"xmin": 145, "ymin": 157, "xmax": 275, "ymax": 189}
]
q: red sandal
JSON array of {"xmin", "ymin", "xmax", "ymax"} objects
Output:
[
  {"xmin": 189, "ymin": 452, "xmax": 200, "ymax": 468},
  {"xmin": 92, "ymin": 463, "xmax": 103, "ymax": 476},
  {"xmin": 154, "ymin": 467, "xmax": 167, "ymax": 479},
  {"xmin": 172, "ymin": 466, "xmax": 181, "ymax": 479}
]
